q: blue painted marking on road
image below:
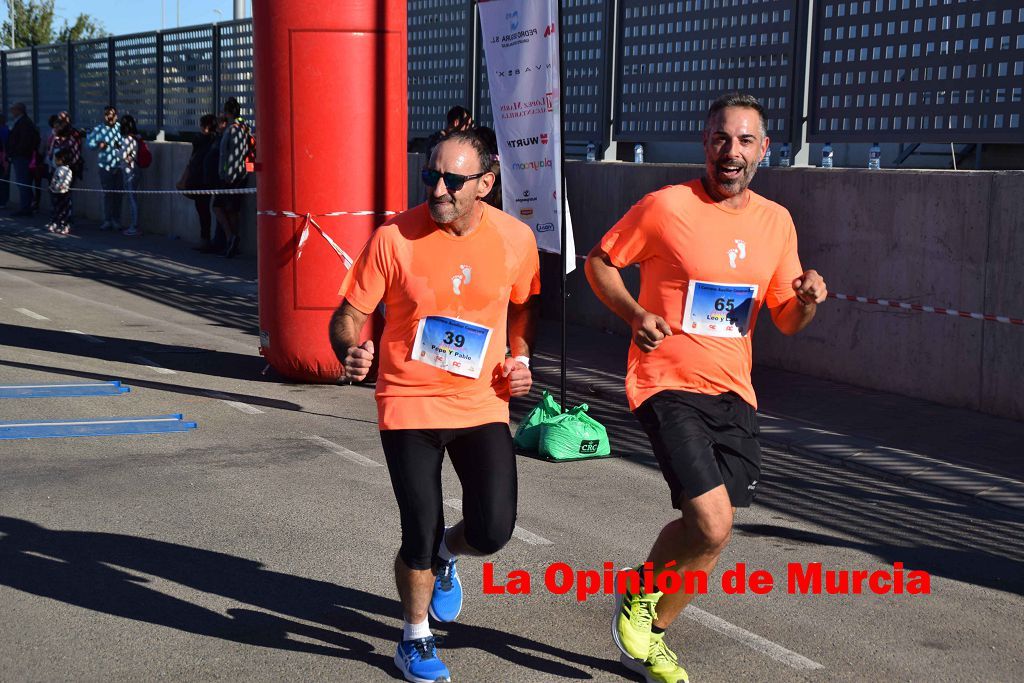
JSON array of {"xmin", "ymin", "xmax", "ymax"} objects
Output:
[
  {"xmin": 0, "ymin": 381, "xmax": 131, "ymax": 399},
  {"xmin": 0, "ymin": 414, "xmax": 197, "ymax": 440}
]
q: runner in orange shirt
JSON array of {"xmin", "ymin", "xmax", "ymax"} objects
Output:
[
  {"xmin": 329, "ymin": 131, "xmax": 539, "ymax": 683},
  {"xmin": 586, "ymin": 93, "xmax": 827, "ymax": 683}
]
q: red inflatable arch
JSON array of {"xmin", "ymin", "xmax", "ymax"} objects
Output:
[{"xmin": 252, "ymin": 0, "xmax": 407, "ymax": 381}]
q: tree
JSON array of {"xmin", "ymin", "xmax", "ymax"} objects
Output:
[
  {"xmin": 57, "ymin": 14, "xmax": 106, "ymax": 43},
  {"xmin": 1, "ymin": 0, "xmax": 106, "ymax": 48},
  {"xmin": 1, "ymin": 0, "xmax": 54, "ymax": 47}
]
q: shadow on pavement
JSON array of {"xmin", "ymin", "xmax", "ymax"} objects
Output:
[
  {"xmin": 0, "ymin": 322, "xmax": 265, "ymax": 381},
  {"xmin": 0, "ymin": 516, "xmax": 621, "ymax": 679},
  {"xmin": 0, "ymin": 229, "xmax": 257, "ymax": 334}
]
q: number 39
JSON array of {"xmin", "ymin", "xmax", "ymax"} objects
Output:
[{"xmin": 443, "ymin": 331, "xmax": 466, "ymax": 347}]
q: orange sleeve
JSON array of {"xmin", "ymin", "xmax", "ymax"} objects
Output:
[
  {"xmin": 511, "ymin": 231, "xmax": 541, "ymax": 304},
  {"xmin": 599, "ymin": 192, "xmax": 662, "ymax": 268},
  {"xmin": 766, "ymin": 218, "xmax": 804, "ymax": 309},
  {"xmin": 339, "ymin": 229, "xmax": 391, "ymax": 315}
]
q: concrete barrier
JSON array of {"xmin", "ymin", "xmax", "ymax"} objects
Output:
[
  {"xmin": 557, "ymin": 161, "xmax": 1024, "ymax": 421},
  {"xmin": 42, "ymin": 146, "xmax": 1021, "ymax": 419}
]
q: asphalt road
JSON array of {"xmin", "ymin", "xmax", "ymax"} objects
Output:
[{"xmin": 1, "ymin": 226, "xmax": 1022, "ymax": 682}]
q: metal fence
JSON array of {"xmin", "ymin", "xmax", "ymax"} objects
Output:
[
  {"xmin": 0, "ymin": 19, "xmax": 254, "ymax": 134},
  {"xmin": 2, "ymin": 3, "xmax": 1021, "ymax": 146}
]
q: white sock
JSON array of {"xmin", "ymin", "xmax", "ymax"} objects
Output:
[
  {"xmin": 437, "ymin": 527, "xmax": 456, "ymax": 562},
  {"xmin": 403, "ymin": 617, "xmax": 431, "ymax": 641}
]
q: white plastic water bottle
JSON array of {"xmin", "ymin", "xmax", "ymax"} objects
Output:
[
  {"xmin": 778, "ymin": 143, "xmax": 791, "ymax": 167},
  {"xmin": 868, "ymin": 143, "xmax": 881, "ymax": 170},
  {"xmin": 758, "ymin": 146, "xmax": 771, "ymax": 168},
  {"xmin": 821, "ymin": 142, "xmax": 834, "ymax": 168},
  {"xmin": 633, "ymin": 143, "xmax": 644, "ymax": 163},
  {"xmin": 586, "ymin": 142, "xmax": 596, "ymax": 162}
]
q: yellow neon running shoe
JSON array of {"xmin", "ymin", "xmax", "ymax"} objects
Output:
[
  {"xmin": 620, "ymin": 631, "xmax": 690, "ymax": 683},
  {"xmin": 612, "ymin": 573, "xmax": 663, "ymax": 660}
]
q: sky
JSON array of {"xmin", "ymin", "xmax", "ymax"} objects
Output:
[{"xmin": 2, "ymin": 1, "xmax": 251, "ymax": 39}]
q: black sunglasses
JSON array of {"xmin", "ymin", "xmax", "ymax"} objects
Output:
[{"xmin": 421, "ymin": 168, "xmax": 487, "ymax": 192}]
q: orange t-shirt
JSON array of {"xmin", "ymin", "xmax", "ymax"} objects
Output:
[
  {"xmin": 600, "ymin": 179, "xmax": 803, "ymax": 411},
  {"xmin": 340, "ymin": 202, "xmax": 540, "ymax": 430}
]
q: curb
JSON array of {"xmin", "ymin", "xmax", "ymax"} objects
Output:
[{"xmin": 531, "ymin": 364, "xmax": 1024, "ymax": 514}]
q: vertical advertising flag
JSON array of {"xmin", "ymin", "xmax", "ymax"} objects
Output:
[{"xmin": 479, "ymin": 0, "xmax": 575, "ymax": 272}]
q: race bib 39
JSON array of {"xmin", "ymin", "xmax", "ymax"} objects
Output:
[{"xmin": 412, "ymin": 316, "xmax": 493, "ymax": 379}]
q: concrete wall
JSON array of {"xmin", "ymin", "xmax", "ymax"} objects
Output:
[
  {"xmin": 52, "ymin": 147, "xmax": 1021, "ymax": 420},
  {"xmin": 66, "ymin": 141, "xmax": 257, "ymax": 255},
  {"xmin": 554, "ymin": 161, "xmax": 1023, "ymax": 421}
]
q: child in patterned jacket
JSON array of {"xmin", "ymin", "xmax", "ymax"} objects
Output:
[{"xmin": 47, "ymin": 148, "xmax": 73, "ymax": 235}]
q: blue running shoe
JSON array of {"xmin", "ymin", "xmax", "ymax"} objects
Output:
[
  {"xmin": 394, "ymin": 636, "xmax": 451, "ymax": 683},
  {"xmin": 428, "ymin": 557, "xmax": 463, "ymax": 622}
]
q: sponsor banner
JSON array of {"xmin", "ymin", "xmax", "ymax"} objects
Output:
[{"xmin": 479, "ymin": 0, "xmax": 575, "ymax": 272}]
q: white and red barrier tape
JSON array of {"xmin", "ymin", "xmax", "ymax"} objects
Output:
[
  {"xmin": 571, "ymin": 253, "xmax": 1021, "ymax": 326},
  {"xmin": 257, "ymin": 209, "xmax": 397, "ymax": 270},
  {"xmin": 0, "ymin": 177, "xmax": 256, "ymax": 194},
  {"xmin": 828, "ymin": 292, "xmax": 1023, "ymax": 326}
]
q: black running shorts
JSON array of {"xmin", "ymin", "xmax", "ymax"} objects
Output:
[
  {"xmin": 380, "ymin": 422, "xmax": 518, "ymax": 570},
  {"xmin": 633, "ymin": 390, "xmax": 762, "ymax": 508}
]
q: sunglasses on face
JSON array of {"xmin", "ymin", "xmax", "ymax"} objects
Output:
[{"xmin": 421, "ymin": 168, "xmax": 487, "ymax": 192}]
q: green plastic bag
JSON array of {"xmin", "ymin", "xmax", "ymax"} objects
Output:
[
  {"xmin": 538, "ymin": 403, "xmax": 612, "ymax": 461},
  {"xmin": 513, "ymin": 390, "xmax": 562, "ymax": 451}
]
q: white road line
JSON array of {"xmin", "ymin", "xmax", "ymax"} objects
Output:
[
  {"xmin": 0, "ymin": 382, "xmax": 113, "ymax": 389},
  {"xmin": 66, "ymin": 329, "xmax": 105, "ymax": 344},
  {"xmin": 684, "ymin": 606, "xmax": 824, "ymax": 670},
  {"xmin": 0, "ymin": 269, "xmax": 255, "ymax": 352},
  {"xmin": 304, "ymin": 436, "xmax": 382, "ymax": 468},
  {"xmin": 15, "ymin": 307, "xmax": 49, "ymax": 321},
  {"xmin": 131, "ymin": 355, "xmax": 177, "ymax": 375},
  {"xmin": 443, "ymin": 498, "xmax": 554, "ymax": 546},
  {"xmin": 204, "ymin": 391, "xmax": 265, "ymax": 415},
  {"xmin": 0, "ymin": 417, "xmax": 181, "ymax": 428}
]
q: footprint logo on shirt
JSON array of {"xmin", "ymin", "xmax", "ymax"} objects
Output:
[
  {"xmin": 728, "ymin": 240, "xmax": 747, "ymax": 269},
  {"xmin": 451, "ymin": 265, "xmax": 473, "ymax": 295}
]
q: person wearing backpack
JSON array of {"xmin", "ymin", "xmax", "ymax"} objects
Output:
[
  {"xmin": 213, "ymin": 97, "xmax": 251, "ymax": 258},
  {"xmin": 119, "ymin": 114, "xmax": 146, "ymax": 237}
]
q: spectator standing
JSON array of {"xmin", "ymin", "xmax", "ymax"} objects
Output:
[
  {"xmin": 47, "ymin": 147, "xmax": 73, "ymax": 235},
  {"xmin": 213, "ymin": 97, "xmax": 251, "ymax": 258},
  {"xmin": 201, "ymin": 115, "xmax": 229, "ymax": 253},
  {"xmin": 86, "ymin": 106, "xmax": 124, "ymax": 230},
  {"xmin": 6, "ymin": 103, "xmax": 40, "ymax": 216},
  {"xmin": 475, "ymin": 126, "xmax": 502, "ymax": 210},
  {"xmin": 424, "ymin": 105, "xmax": 473, "ymax": 161},
  {"xmin": 178, "ymin": 114, "xmax": 219, "ymax": 252},
  {"xmin": 119, "ymin": 114, "xmax": 142, "ymax": 237}
]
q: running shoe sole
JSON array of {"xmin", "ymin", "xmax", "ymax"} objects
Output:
[
  {"xmin": 393, "ymin": 650, "xmax": 451, "ymax": 683},
  {"xmin": 611, "ymin": 570, "xmax": 638, "ymax": 660},
  {"xmin": 619, "ymin": 653, "xmax": 688, "ymax": 683}
]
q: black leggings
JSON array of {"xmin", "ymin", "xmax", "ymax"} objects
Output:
[
  {"xmin": 380, "ymin": 422, "xmax": 518, "ymax": 570},
  {"xmin": 193, "ymin": 196, "xmax": 212, "ymax": 241}
]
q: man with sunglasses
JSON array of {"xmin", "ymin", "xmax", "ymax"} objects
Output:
[
  {"xmin": 330, "ymin": 131, "xmax": 540, "ymax": 683},
  {"xmin": 586, "ymin": 93, "xmax": 827, "ymax": 683}
]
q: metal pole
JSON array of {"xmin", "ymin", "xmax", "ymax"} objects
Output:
[
  {"xmin": 557, "ymin": 0, "xmax": 567, "ymax": 412},
  {"xmin": 107, "ymin": 37, "xmax": 116, "ymax": 108},
  {"xmin": 234, "ymin": 0, "xmax": 245, "ymax": 20},
  {"xmin": 156, "ymin": 32, "xmax": 164, "ymax": 132},
  {"xmin": 469, "ymin": 3, "xmax": 479, "ymax": 119},
  {"xmin": 212, "ymin": 24, "xmax": 221, "ymax": 115},
  {"xmin": 30, "ymin": 46, "xmax": 38, "ymax": 122},
  {"xmin": 792, "ymin": 0, "xmax": 815, "ymax": 166},
  {"xmin": 67, "ymin": 40, "xmax": 76, "ymax": 123}
]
